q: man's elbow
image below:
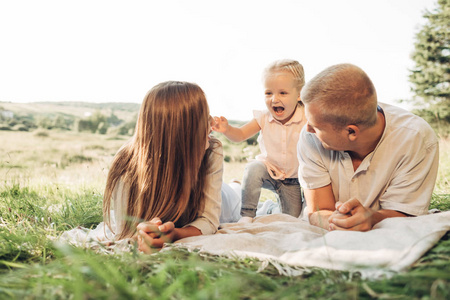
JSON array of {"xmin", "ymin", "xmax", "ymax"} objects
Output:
[{"xmin": 307, "ymin": 209, "xmax": 335, "ymax": 230}]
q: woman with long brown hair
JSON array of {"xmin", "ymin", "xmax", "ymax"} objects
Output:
[{"xmin": 103, "ymin": 81, "xmax": 238, "ymax": 252}]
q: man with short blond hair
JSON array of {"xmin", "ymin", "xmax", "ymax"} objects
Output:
[{"xmin": 297, "ymin": 63, "xmax": 439, "ymax": 231}]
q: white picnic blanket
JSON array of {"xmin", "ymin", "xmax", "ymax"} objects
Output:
[
  {"xmin": 174, "ymin": 211, "xmax": 450, "ymax": 278},
  {"xmin": 59, "ymin": 211, "xmax": 450, "ymax": 278}
]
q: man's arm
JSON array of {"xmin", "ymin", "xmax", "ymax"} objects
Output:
[
  {"xmin": 304, "ymin": 186, "xmax": 408, "ymax": 231},
  {"xmin": 303, "ymin": 184, "xmax": 336, "ymax": 230},
  {"xmin": 329, "ymin": 199, "xmax": 408, "ymax": 231}
]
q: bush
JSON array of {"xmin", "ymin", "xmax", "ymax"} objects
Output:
[
  {"xmin": 77, "ymin": 119, "xmax": 96, "ymax": 133},
  {"xmin": 34, "ymin": 130, "xmax": 49, "ymax": 137},
  {"xmin": 246, "ymin": 133, "xmax": 259, "ymax": 145},
  {"xmin": 97, "ymin": 122, "xmax": 109, "ymax": 134},
  {"xmin": 60, "ymin": 153, "xmax": 93, "ymax": 168},
  {"xmin": 12, "ymin": 124, "xmax": 29, "ymax": 131}
]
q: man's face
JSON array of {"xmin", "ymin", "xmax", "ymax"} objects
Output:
[{"xmin": 304, "ymin": 102, "xmax": 349, "ymax": 151}]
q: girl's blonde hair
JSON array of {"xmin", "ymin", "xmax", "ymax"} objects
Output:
[
  {"xmin": 263, "ymin": 59, "xmax": 306, "ymax": 92},
  {"xmin": 103, "ymin": 81, "xmax": 215, "ymax": 239}
]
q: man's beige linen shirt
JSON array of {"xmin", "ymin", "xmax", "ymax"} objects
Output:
[{"xmin": 298, "ymin": 103, "xmax": 439, "ymax": 216}]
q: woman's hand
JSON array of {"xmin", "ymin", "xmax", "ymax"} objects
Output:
[{"xmin": 136, "ymin": 217, "xmax": 176, "ymax": 253}]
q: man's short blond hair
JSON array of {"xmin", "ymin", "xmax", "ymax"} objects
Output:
[{"xmin": 301, "ymin": 64, "xmax": 378, "ymax": 129}]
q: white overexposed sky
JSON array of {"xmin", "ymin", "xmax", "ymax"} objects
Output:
[{"xmin": 0, "ymin": 0, "xmax": 437, "ymax": 120}]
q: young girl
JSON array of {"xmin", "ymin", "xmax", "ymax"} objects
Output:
[
  {"xmin": 103, "ymin": 81, "xmax": 239, "ymax": 253},
  {"xmin": 212, "ymin": 59, "xmax": 307, "ymax": 222}
]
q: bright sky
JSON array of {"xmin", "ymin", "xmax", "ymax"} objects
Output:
[{"xmin": 0, "ymin": 0, "xmax": 437, "ymax": 121}]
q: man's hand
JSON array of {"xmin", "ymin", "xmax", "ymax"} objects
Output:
[
  {"xmin": 212, "ymin": 116, "xmax": 229, "ymax": 133},
  {"xmin": 327, "ymin": 210, "xmax": 351, "ymax": 230},
  {"xmin": 328, "ymin": 198, "xmax": 375, "ymax": 231},
  {"xmin": 136, "ymin": 217, "xmax": 176, "ymax": 253},
  {"xmin": 328, "ymin": 199, "xmax": 408, "ymax": 231}
]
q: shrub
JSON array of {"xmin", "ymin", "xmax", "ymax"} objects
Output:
[
  {"xmin": 0, "ymin": 124, "xmax": 11, "ymax": 131},
  {"xmin": 12, "ymin": 124, "xmax": 29, "ymax": 131},
  {"xmin": 97, "ymin": 122, "xmax": 109, "ymax": 134},
  {"xmin": 60, "ymin": 153, "xmax": 93, "ymax": 168},
  {"xmin": 34, "ymin": 130, "xmax": 49, "ymax": 137}
]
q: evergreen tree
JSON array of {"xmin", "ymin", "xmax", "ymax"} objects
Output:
[{"xmin": 409, "ymin": 0, "xmax": 450, "ymax": 128}]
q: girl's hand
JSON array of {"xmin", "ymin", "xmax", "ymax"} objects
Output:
[
  {"xmin": 211, "ymin": 116, "xmax": 229, "ymax": 133},
  {"xmin": 136, "ymin": 218, "xmax": 176, "ymax": 253}
]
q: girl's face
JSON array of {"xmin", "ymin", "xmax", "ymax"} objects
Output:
[{"xmin": 264, "ymin": 71, "xmax": 301, "ymax": 124}]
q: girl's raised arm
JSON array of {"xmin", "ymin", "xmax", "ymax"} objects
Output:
[{"xmin": 212, "ymin": 117, "xmax": 260, "ymax": 143}]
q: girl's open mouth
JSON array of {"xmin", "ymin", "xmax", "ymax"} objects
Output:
[{"xmin": 273, "ymin": 106, "xmax": 284, "ymax": 116}]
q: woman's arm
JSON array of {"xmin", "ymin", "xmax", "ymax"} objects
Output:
[
  {"xmin": 136, "ymin": 218, "xmax": 201, "ymax": 252},
  {"xmin": 186, "ymin": 141, "xmax": 224, "ymax": 235},
  {"xmin": 137, "ymin": 140, "xmax": 226, "ymax": 253}
]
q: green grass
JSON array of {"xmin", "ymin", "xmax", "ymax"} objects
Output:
[
  {"xmin": 0, "ymin": 131, "xmax": 448, "ymax": 299},
  {"xmin": 0, "ymin": 185, "xmax": 448, "ymax": 299}
]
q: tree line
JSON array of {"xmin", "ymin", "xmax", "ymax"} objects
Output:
[{"xmin": 0, "ymin": 108, "xmax": 137, "ymax": 136}]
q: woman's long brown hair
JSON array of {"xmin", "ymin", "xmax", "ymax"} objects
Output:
[{"xmin": 103, "ymin": 81, "xmax": 213, "ymax": 239}]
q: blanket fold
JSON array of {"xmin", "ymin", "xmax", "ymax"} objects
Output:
[
  {"xmin": 174, "ymin": 212, "xmax": 450, "ymax": 278},
  {"xmin": 59, "ymin": 211, "xmax": 450, "ymax": 278}
]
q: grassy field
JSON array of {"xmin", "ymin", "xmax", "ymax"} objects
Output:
[{"xmin": 0, "ymin": 130, "xmax": 449, "ymax": 299}]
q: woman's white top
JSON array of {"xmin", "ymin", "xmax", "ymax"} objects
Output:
[{"xmin": 112, "ymin": 145, "xmax": 224, "ymax": 236}]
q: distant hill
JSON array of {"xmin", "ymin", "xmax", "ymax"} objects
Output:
[
  {"xmin": 33, "ymin": 101, "xmax": 141, "ymax": 111},
  {"xmin": 0, "ymin": 101, "xmax": 140, "ymax": 134},
  {"xmin": 0, "ymin": 101, "xmax": 248, "ymax": 136},
  {"xmin": 0, "ymin": 101, "xmax": 140, "ymax": 121}
]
